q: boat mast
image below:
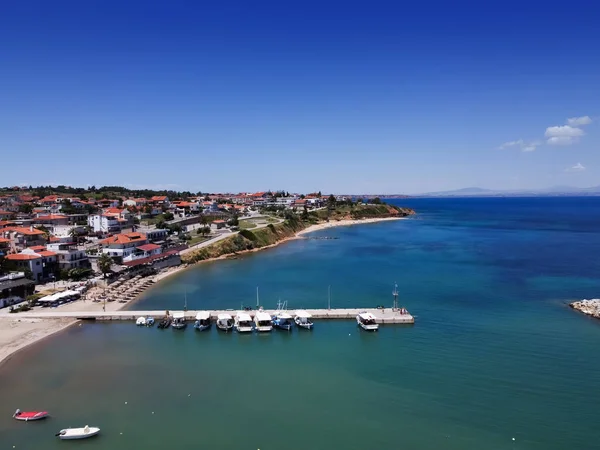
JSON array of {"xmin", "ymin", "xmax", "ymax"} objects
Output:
[
  {"xmin": 392, "ymin": 282, "xmax": 399, "ymax": 311},
  {"xmin": 184, "ymin": 290, "xmax": 188, "ymax": 311},
  {"xmin": 256, "ymin": 286, "xmax": 259, "ymax": 308}
]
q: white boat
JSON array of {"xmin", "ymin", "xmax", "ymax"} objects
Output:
[
  {"xmin": 273, "ymin": 311, "xmax": 293, "ymax": 331},
  {"xmin": 146, "ymin": 317, "xmax": 155, "ymax": 326},
  {"xmin": 136, "ymin": 317, "xmax": 146, "ymax": 326},
  {"xmin": 171, "ymin": 311, "xmax": 187, "ymax": 330},
  {"xmin": 356, "ymin": 311, "xmax": 379, "ymax": 331},
  {"xmin": 294, "ymin": 310, "xmax": 313, "ymax": 330},
  {"xmin": 56, "ymin": 425, "xmax": 100, "ymax": 440},
  {"xmin": 194, "ymin": 311, "xmax": 211, "ymax": 331},
  {"xmin": 234, "ymin": 312, "xmax": 254, "ymax": 333},
  {"xmin": 216, "ymin": 313, "xmax": 234, "ymax": 332},
  {"xmin": 254, "ymin": 310, "xmax": 273, "ymax": 332}
]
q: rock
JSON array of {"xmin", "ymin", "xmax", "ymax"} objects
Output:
[{"xmin": 570, "ymin": 299, "xmax": 600, "ymax": 319}]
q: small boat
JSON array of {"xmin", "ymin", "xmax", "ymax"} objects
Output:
[
  {"xmin": 194, "ymin": 311, "xmax": 211, "ymax": 331},
  {"xmin": 171, "ymin": 311, "xmax": 187, "ymax": 330},
  {"xmin": 216, "ymin": 313, "xmax": 234, "ymax": 332},
  {"xmin": 136, "ymin": 317, "xmax": 146, "ymax": 326},
  {"xmin": 294, "ymin": 310, "xmax": 313, "ymax": 330},
  {"xmin": 157, "ymin": 317, "xmax": 171, "ymax": 329},
  {"xmin": 234, "ymin": 312, "xmax": 253, "ymax": 333},
  {"xmin": 356, "ymin": 311, "xmax": 379, "ymax": 331},
  {"xmin": 273, "ymin": 311, "xmax": 293, "ymax": 331},
  {"xmin": 56, "ymin": 425, "xmax": 100, "ymax": 440},
  {"xmin": 13, "ymin": 409, "xmax": 49, "ymax": 421},
  {"xmin": 254, "ymin": 310, "xmax": 273, "ymax": 332},
  {"xmin": 146, "ymin": 317, "xmax": 155, "ymax": 327}
]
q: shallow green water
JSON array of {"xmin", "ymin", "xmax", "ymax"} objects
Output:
[{"xmin": 2, "ymin": 198, "xmax": 600, "ymax": 449}]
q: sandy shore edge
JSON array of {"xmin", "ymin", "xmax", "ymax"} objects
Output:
[{"xmin": 0, "ymin": 216, "xmax": 406, "ymax": 368}]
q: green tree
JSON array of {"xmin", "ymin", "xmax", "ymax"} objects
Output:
[
  {"xmin": 371, "ymin": 197, "xmax": 382, "ymax": 204},
  {"xmin": 328, "ymin": 194, "xmax": 337, "ymax": 208},
  {"xmin": 301, "ymin": 205, "xmax": 309, "ymax": 221},
  {"xmin": 18, "ymin": 203, "xmax": 34, "ymax": 214},
  {"xmin": 163, "ymin": 212, "xmax": 174, "ymax": 221},
  {"xmin": 69, "ymin": 227, "xmax": 80, "ymax": 244},
  {"xmin": 97, "ymin": 253, "xmax": 113, "ymax": 279},
  {"xmin": 228, "ymin": 215, "xmax": 239, "ymax": 227}
]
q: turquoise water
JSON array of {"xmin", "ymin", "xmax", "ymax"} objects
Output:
[{"xmin": 2, "ymin": 197, "xmax": 600, "ymax": 449}]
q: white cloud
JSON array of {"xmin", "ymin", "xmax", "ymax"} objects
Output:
[
  {"xmin": 500, "ymin": 114, "xmax": 593, "ymax": 150},
  {"xmin": 498, "ymin": 139, "xmax": 540, "ymax": 152},
  {"xmin": 566, "ymin": 163, "xmax": 586, "ymax": 172},
  {"xmin": 566, "ymin": 116, "xmax": 592, "ymax": 127},
  {"xmin": 545, "ymin": 125, "xmax": 585, "ymax": 145}
]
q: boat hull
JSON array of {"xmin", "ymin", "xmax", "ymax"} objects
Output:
[
  {"xmin": 217, "ymin": 324, "xmax": 233, "ymax": 332},
  {"xmin": 57, "ymin": 427, "xmax": 100, "ymax": 440},
  {"xmin": 194, "ymin": 322, "xmax": 211, "ymax": 331},
  {"xmin": 295, "ymin": 319, "xmax": 313, "ymax": 330},
  {"xmin": 13, "ymin": 411, "xmax": 48, "ymax": 421}
]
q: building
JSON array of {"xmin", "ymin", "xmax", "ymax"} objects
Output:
[
  {"xmin": 88, "ymin": 214, "xmax": 121, "ymax": 234},
  {"xmin": 137, "ymin": 227, "xmax": 168, "ymax": 242},
  {"xmin": 123, "ymin": 243, "xmax": 162, "ymax": 263},
  {"xmin": 4, "ymin": 249, "xmax": 57, "ymax": 283},
  {"xmin": 47, "ymin": 242, "xmax": 91, "ymax": 271},
  {"xmin": 211, "ymin": 220, "xmax": 226, "ymax": 230},
  {"xmin": 0, "ymin": 272, "xmax": 35, "ymax": 309},
  {"xmin": 100, "ymin": 232, "xmax": 148, "ymax": 260},
  {"xmin": 1, "ymin": 226, "xmax": 47, "ymax": 251}
]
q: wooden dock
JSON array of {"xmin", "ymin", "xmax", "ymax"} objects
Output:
[{"xmin": 0, "ymin": 308, "xmax": 414, "ymax": 324}]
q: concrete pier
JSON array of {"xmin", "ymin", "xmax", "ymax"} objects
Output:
[{"xmin": 0, "ymin": 308, "xmax": 414, "ymax": 324}]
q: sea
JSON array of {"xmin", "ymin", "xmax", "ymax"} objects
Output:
[{"xmin": 1, "ymin": 197, "xmax": 600, "ymax": 450}]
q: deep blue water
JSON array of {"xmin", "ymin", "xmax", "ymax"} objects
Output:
[{"xmin": 2, "ymin": 197, "xmax": 600, "ymax": 450}]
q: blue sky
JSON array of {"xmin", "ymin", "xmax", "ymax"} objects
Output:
[{"xmin": 1, "ymin": 1, "xmax": 598, "ymax": 194}]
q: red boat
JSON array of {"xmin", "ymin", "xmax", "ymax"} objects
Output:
[{"xmin": 13, "ymin": 409, "xmax": 49, "ymax": 421}]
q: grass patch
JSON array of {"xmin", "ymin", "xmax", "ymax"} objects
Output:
[{"xmin": 239, "ymin": 219, "xmax": 258, "ymax": 230}]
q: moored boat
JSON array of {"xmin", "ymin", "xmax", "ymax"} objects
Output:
[
  {"xmin": 194, "ymin": 311, "xmax": 211, "ymax": 331},
  {"xmin": 171, "ymin": 311, "xmax": 187, "ymax": 329},
  {"xmin": 146, "ymin": 317, "xmax": 155, "ymax": 327},
  {"xmin": 56, "ymin": 425, "xmax": 100, "ymax": 440},
  {"xmin": 216, "ymin": 313, "xmax": 234, "ymax": 332},
  {"xmin": 13, "ymin": 409, "xmax": 49, "ymax": 421},
  {"xmin": 294, "ymin": 310, "xmax": 313, "ymax": 330},
  {"xmin": 234, "ymin": 312, "xmax": 253, "ymax": 333},
  {"xmin": 157, "ymin": 317, "xmax": 171, "ymax": 329},
  {"xmin": 273, "ymin": 311, "xmax": 293, "ymax": 331},
  {"xmin": 254, "ymin": 310, "xmax": 273, "ymax": 332},
  {"xmin": 136, "ymin": 316, "xmax": 146, "ymax": 326},
  {"xmin": 356, "ymin": 311, "xmax": 379, "ymax": 331}
]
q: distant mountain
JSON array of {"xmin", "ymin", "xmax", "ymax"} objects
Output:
[{"xmin": 417, "ymin": 185, "xmax": 600, "ymax": 197}]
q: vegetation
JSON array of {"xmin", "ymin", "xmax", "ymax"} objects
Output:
[
  {"xmin": 97, "ymin": 253, "xmax": 113, "ymax": 278},
  {"xmin": 182, "ymin": 202, "xmax": 414, "ymax": 265},
  {"xmin": 238, "ymin": 219, "xmax": 257, "ymax": 230}
]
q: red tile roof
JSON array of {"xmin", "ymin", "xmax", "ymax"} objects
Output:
[
  {"xmin": 37, "ymin": 250, "xmax": 57, "ymax": 257},
  {"xmin": 100, "ymin": 232, "xmax": 147, "ymax": 245},
  {"xmin": 6, "ymin": 253, "xmax": 41, "ymax": 261},
  {"xmin": 28, "ymin": 245, "xmax": 46, "ymax": 251},
  {"xmin": 3, "ymin": 227, "xmax": 46, "ymax": 236},
  {"xmin": 36, "ymin": 214, "xmax": 68, "ymax": 221},
  {"xmin": 137, "ymin": 243, "xmax": 161, "ymax": 252},
  {"xmin": 0, "ymin": 237, "xmax": 10, "ymax": 243}
]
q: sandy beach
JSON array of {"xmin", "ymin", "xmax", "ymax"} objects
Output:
[{"xmin": 0, "ymin": 216, "xmax": 404, "ymax": 368}]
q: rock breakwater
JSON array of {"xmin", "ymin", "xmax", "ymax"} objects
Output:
[{"xmin": 570, "ymin": 299, "xmax": 600, "ymax": 319}]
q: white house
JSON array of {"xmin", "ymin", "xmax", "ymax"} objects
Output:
[
  {"xmin": 88, "ymin": 214, "xmax": 121, "ymax": 234},
  {"xmin": 122, "ymin": 243, "xmax": 163, "ymax": 263},
  {"xmin": 46, "ymin": 242, "xmax": 91, "ymax": 271},
  {"xmin": 100, "ymin": 232, "xmax": 148, "ymax": 260}
]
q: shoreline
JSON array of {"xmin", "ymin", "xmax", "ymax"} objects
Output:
[{"xmin": 0, "ymin": 216, "xmax": 406, "ymax": 369}]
